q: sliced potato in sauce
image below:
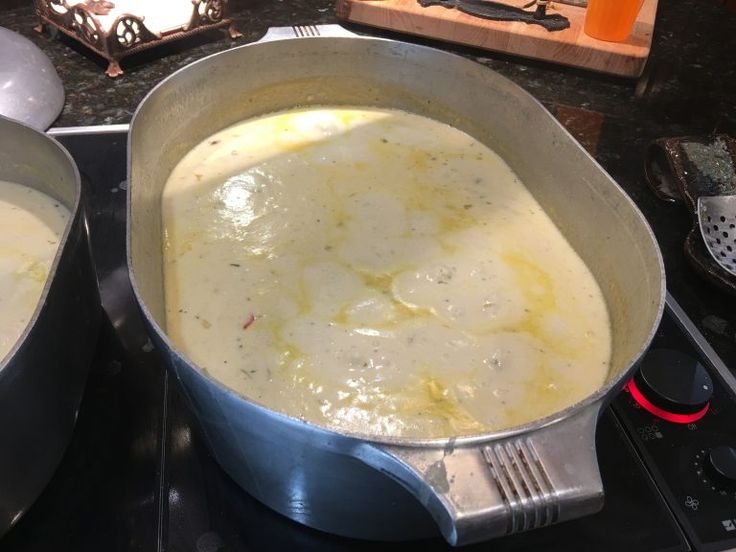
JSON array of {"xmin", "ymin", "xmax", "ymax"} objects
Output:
[
  {"xmin": 162, "ymin": 107, "xmax": 611, "ymax": 438},
  {"xmin": 0, "ymin": 181, "xmax": 69, "ymax": 361}
]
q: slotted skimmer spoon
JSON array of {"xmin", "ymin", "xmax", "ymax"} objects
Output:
[{"xmin": 698, "ymin": 195, "xmax": 736, "ymax": 277}]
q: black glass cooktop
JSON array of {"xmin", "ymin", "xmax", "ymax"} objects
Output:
[{"xmin": 5, "ymin": 129, "xmax": 734, "ymax": 552}]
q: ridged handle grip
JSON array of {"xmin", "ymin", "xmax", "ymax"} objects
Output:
[
  {"xmin": 358, "ymin": 405, "xmax": 604, "ymax": 546},
  {"xmin": 257, "ymin": 24, "xmax": 358, "ymax": 43}
]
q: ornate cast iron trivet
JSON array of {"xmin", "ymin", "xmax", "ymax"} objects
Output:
[{"xmin": 33, "ymin": 0, "xmax": 242, "ymax": 77}]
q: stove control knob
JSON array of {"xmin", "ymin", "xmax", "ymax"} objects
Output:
[
  {"xmin": 629, "ymin": 349, "xmax": 713, "ymax": 423},
  {"xmin": 706, "ymin": 446, "xmax": 736, "ymax": 490}
]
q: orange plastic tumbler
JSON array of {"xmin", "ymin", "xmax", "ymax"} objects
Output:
[{"xmin": 583, "ymin": 0, "xmax": 645, "ymax": 42}]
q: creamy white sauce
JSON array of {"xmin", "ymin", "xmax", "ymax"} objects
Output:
[
  {"xmin": 162, "ymin": 107, "xmax": 611, "ymax": 438},
  {"xmin": 0, "ymin": 181, "xmax": 69, "ymax": 362}
]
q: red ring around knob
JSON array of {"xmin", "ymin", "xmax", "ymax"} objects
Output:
[{"xmin": 626, "ymin": 379, "xmax": 709, "ymax": 424}]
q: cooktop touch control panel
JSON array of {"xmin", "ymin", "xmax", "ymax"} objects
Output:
[{"xmin": 613, "ymin": 297, "xmax": 736, "ymax": 552}]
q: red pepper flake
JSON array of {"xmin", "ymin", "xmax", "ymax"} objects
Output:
[{"xmin": 242, "ymin": 313, "xmax": 256, "ymax": 330}]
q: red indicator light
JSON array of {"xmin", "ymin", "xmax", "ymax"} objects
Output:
[{"xmin": 626, "ymin": 379, "xmax": 709, "ymax": 424}]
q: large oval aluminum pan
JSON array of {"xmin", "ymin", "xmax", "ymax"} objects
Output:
[
  {"xmin": 128, "ymin": 29, "xmax": 665, "ymax": 544},
  {"xmin": 0, "ymin": 116, "xmax": 101, "ymax": 536}
]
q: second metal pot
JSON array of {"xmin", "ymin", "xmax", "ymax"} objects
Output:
[{"xmin": 0, "ymin": 116, "xmax": 101, "ymax": 536}]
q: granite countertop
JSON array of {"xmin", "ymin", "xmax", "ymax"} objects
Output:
[{"xmin": 2, "ymin": 0, "xmax": 736, "ymax": 365}]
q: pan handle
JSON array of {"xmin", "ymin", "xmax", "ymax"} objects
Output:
[
  {"xmin": 257, "ymin": 24, "xmax": 359, "ymax": 44},
  {"xmin": 355, "ymin": 404, "xmax": 604, "ymax": 546}
]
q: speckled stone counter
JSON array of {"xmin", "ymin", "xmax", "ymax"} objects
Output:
[{"xmin": 2, "ymin": 0, "xmax": 736, "ymax": 365}]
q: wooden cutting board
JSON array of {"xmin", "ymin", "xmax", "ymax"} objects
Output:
[{"xmin": 335, "ymin": 0, "xmax": 658, "ymax": 77}]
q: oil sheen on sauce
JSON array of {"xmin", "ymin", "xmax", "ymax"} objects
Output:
[
  {"xmin": 0, "ymin": 181, "xmax": 69, "ymax": 362},
  {"xmin": 162, "ymin": 107, "xmax": 612, "ymax": 438}
]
